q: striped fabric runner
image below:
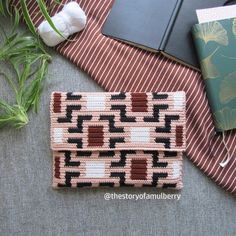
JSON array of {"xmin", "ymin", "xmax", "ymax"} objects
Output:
[{"xmin": 12, "ymin": 0, "xmax": 236, "ymax": 193}]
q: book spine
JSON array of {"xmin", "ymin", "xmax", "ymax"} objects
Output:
[{"xmin": 160, "ymin": 0, "xmax": 183, "ymax": 51}]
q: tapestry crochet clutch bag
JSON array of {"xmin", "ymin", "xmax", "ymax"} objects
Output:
[{"xmin": 50, "ymin": 92, "xmax": 186, "ymax": 189}]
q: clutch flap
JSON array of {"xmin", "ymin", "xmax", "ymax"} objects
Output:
[{"xmin": 50, "ymin": 92, "xmax": 186, "ymax": 152}]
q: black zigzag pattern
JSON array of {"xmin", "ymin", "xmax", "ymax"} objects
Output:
[
  {"xmin": 109, "ymin": 137, "xmax": 125, "ymax": 148},
  {"xmin": 58, "ymin": 172, "xmax": 80, "ymax": 187},
  {"xmin": 68, "ymin": 138, "xmax": 83, "ymax": 148},
  {"xmin": 99, "ymin": 115, "xmax": 124, "ymax": 133},
  {"xmin": 111, "ymin": 105, "xmax": 136, "ymax": 122},
  {"xmin": 76, "ymin": 151, "xmax": 92, "ymax": 156},
  {"xmin": 152, "ymin": 93, "xmax": 168, "ymax": 99},
  {"xmin": 68, "ymin": 115, "xmax": 92, "ymax": 133},
  {"xmin": 111, "ymin": 93, "xmax": 126, "ymax": 100},
  {"xmin": 66, "ymin": 92, "xmax": 82, "ymax": 100},
  {"xmin": 155, "ymin": 138, "xmax": 170, "ymax": 149},
  {"xmin": 143, "ymin": 151, "xmax": 168, "ymax": 168},
  {"xmin": 144, "ymin": 173, "xmax": 168, "ymax": 187},
  {"xmin": 58, "ymin": 105, "xmax": 81, "ymax": 123},
  {"xmin": 164, "ymin": 151, "xmax": 178, "ymax": 157},
  {"xmin": 54, "ymin": 150, "xmax": 181, "ymax": 189},
  {"xmin": 111, "ymin": 150, "xmax": 136, "ymax": 167},
  {"xmin": 110, "ymin": 172, "xmax": 134, "ymax": 186},
  {"xmin": 77, "ymin": 182, "xmax": 92, "ymax": 187},
  {"xmin": 64, "ymin": 151, "xmax": 81, "ymax": 166},
  {"xmin": 155, "ymin": 115, "xmax": 180, "ymax": 133},
  {"xmin": 99, "ymin": 151, "xmax": 115, "ymax": 157},
  {"xmin": 99, "ymin": 182, "xmax": 115, "ymax": 187},
  {"xmin": 144, "ymin": 104, "xmax": 169, "ymax": 122}
]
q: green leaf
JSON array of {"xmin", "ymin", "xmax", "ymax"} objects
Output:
[
  {"xmin": 36, "ymin": 0, "xmax": 65, "ymax": 38},
  {"xmin": 11, "ymin": 7, "xmax": 20, "ymax": 33},
  {"xmin": 20, "ymin": 0, "xmax": 37, "ymax": 36},
  {"xmin": 53, "ymin": 0, "xmax": 62, "ymax": 4},
  {"xmin": 0, "ymin": 72, "xmax": 18, "ymax": 97},
  {"xmin": 0, "ymin": 105, "xmax": 29, "ymax": 128},
  {"xmin": 0, "ymin": 0, "xmax": 10, "ymax": 16},
  {"xmin": 0, "ymin": 16, "xmax": 51, "ymax": 129}
]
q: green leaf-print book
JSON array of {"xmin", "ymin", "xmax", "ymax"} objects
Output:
[{"xmin": 192, "ymin": 18, "xmax": 236, "ymax": 132}]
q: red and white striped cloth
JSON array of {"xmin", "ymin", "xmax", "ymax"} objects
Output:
[{"xmin": 12, "ymin": 0, "xmax": 236, "ymax": 193}]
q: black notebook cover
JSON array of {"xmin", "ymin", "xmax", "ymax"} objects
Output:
[
  {"xmin": 102, "ymin": 0, "xmax": 181, "ymax": 51},
  {"xmin": 102, "ymin": 0, "xmax": 226, "ymax": 69}
]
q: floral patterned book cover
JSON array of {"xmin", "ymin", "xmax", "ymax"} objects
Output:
[{"xmin": 192, "ymin": 18, "xmax": 236, "ymax": 132}]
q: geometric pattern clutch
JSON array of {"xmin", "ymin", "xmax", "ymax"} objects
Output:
[{"xmin": 50, "ymin": 92, "xmax": 186, "ymax": 189}]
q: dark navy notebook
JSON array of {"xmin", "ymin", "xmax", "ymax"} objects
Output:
[{"xmin": 102, "ymin": 0, "xmax": 227, "ymax": 69}]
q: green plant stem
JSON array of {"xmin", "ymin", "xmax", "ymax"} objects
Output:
[
  {"xmin": 0, "ymin": 0, "xmax": 63, "ymax": 129},
  {"xmin": 0, "ymin": 21, "xmax": 51, "ymax": 129}
]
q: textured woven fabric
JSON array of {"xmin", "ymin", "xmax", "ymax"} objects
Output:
[
  {"xmin": 50, "ymin": 92, "xmax": 185, "ymax": 188},
  {"xmin": 12, "ymin": 0, "xmax": 236, "ymax": 193}
]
